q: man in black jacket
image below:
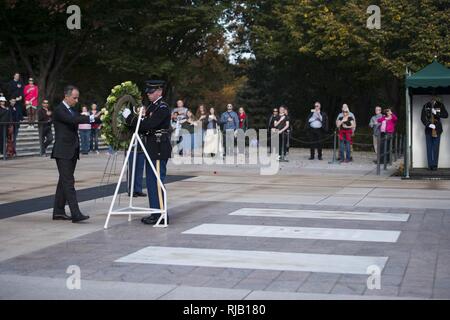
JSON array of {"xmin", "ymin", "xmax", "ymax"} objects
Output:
[
  {"xmin": 7, "ymin": 73, "xmax": 24, "ymax": 121},
  {"xmin": 51, "ymin": 85, "xmax": 101, "ymax": 222},
  {"xmin": 421, "ymin": 96, "xmax": 448, "ymax": 170},
  {"xmin": 37, "ymin": 99, "xmax": 53, "ymax": 156},
  {"xmin": 307, "ymin": 102, "xmax": 328, "ymax": 160}
]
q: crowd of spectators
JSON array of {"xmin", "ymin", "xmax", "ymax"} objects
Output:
[
  {"xmin": 0, "ymin": 72, "xmax": 102, "ymax": 158},
  {"xmin": 1, "ymin": 73, "xmax": 399, "ymax": 164}
]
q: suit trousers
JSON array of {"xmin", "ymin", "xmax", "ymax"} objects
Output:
[
  {"xmin": 54, "ymin": 155, "xmax": 81, "ymax": 215},
  {"xmin": 309, "ymin": 128, "xmax": 323, "ymax": 158}
]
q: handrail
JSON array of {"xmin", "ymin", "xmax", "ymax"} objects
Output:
[
  {"xmin": 1, "ymin": 121, "xmax": 52, "ymax": 160},
  {"xmin": 0, "ymin": 121, "xmax": 50, "ymax": 125}
]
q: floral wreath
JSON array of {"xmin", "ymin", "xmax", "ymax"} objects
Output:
[{"xmin": 101, "ymin": 81, "xmax": 142, "ymax": 150}]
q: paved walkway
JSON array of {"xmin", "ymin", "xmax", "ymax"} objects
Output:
[{"xmin": 1, "ymin": 148, "xmax": 450, "ymax": 299}]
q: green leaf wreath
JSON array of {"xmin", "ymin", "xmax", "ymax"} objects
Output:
[{"xmin": 100, "ymin": 81, "xmax": 142, "ymax": 150}]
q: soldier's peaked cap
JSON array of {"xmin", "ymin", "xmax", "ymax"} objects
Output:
[{"xmin": 144, "ymin": 80, "xmax": 165, "ymax": 93}]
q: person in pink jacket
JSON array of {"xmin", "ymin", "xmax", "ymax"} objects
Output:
[
  {"xmin": 24, "ymin": 77, "xmax": 39, "ymax": 127},
  {"xmin": 377, "ymin": 108, "xmax": 397, "ymax": 162}
]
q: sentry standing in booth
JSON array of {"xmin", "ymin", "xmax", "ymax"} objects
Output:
[{"xmin": 421, "ymin": 96, "xmax": 448, "ymax": 171}]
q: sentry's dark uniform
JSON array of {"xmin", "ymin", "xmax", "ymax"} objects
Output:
[
  {"xmin": 421, "ymin": 99, "xmax": 448, "ymax": 170},
  {"xmin": 125, "ymin": 87, "xmax": 172, "ymax": 224}
]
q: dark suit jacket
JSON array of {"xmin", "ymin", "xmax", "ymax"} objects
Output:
[{"xmin": 51, "ymin": 102, "xmax": 91, "ymax": 160}]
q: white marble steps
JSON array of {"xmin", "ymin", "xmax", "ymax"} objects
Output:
[
  {"xmin": 116, "ymin": 246, "xmax": 388, "ymax": 275},
  {"xmin": 229, "ymin": 208, "xmax": 410, "ymax": 222},
  {"xmin": 183, "ymin": 223, "xmax": 401, "ymax": 243}
]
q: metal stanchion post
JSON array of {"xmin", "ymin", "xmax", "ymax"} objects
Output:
[
  {"xmin": 389, "ymin": 134, "xmax": 393, "ymax": 165},
  {"xmin": 397, "ymin": 133, "xmax": 400, "ymax": 159},
  {"xmin": 38, "ymin": 124, "xmax": 43, "ymax": 156},
  {"xmin": 383, "ymin": 134, "xmax": 388, "ymax": 170},
  {"xmin": 2, "ymin": 125, "xmax": 6, "ymax": 161},
  {"xmin": 393, "ymin": 133, "xmax": 398, "ymax": 161},
  {"xmin": 328, "ymin": 130, "xmax": 340, "ymax": 164},
  {"xmin": 376, "ymin": 133, "xmax": 381, "ymax": 175},
  {"xmin": 400, "ymin": 134, "xmax": 404, "ymax": 156}
]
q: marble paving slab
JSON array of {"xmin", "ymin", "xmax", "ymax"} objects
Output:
[
  {"xmin": 116, "ymin": 246, "xmax": 388, "ymax": 275},
  {"xmin": 183, "ymin": 223, "xmax": 401, "ymax": 243},
  {"xmin": 229, "ymin": 208, "xmax": 409, "ymax": 222}
]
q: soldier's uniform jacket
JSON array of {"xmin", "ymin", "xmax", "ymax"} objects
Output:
[
  {"xmin": 421, "ymin": 100, "xmax": 449, "ymax": 135},
  {"xmin": 126, "ymin": 96, "xmax": 172, "ymax": 160}
]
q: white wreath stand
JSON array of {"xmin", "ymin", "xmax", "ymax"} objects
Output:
[{"xmin": 104, "ymin": 107, "xmax": 168, "ymax": 229}]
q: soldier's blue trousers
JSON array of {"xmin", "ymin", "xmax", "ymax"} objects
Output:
[
  {"xmin": 128, "ymin": 151, "xmax": 145, "ymax": 193},
  {"xmin": 145, "ymin": 159, "xmax": 167, "ymax": 209},
  {"xmin": 426, "ymin": 132, "xmax": 441, "ymax": 169}
]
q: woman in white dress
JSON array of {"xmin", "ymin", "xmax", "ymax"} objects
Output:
[{"xmin": 203, "ymin": 107, "xmax": 222, "ymax": 156}]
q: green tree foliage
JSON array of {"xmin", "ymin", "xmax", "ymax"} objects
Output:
[
  {"xmin": 227, "ymin": 0, "xmax": 449, "ymax": 137},
  {"xmin": 0, "ymin": 0, "xmax": 234, "ymax": 107},
  {"xmin": 0, "ymin": 0, "xmax": 111, "ymax": 100}
]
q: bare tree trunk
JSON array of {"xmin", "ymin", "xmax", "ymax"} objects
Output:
[
  {"xmin": 384, "ymin": 77, "xmax": 401, "ymax": 110},
  {"xmin": 8, "ymin": 47, "xmax": 19, "ymax": 71}
]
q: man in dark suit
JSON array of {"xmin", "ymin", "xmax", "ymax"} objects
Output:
[{"xmin": 51, "ymin": 85, "xmax": 101, "ymax": 222}]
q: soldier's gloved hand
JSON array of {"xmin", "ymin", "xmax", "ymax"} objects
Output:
[
  {"xmin": 122, "ymin": 108, "xmax": 131, "ymax": 119},
  {"xmin": 429, "ymin": 124, "xmax": 436, "ymax": 129},
  {"xmin": 432, "ymin": 108, "xmax": 437, "ymax": 115}
]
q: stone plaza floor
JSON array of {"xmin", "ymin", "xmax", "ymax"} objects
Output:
[{"xmin": 1, "ymin": 148, "xmax": 450, "ymax": 299}]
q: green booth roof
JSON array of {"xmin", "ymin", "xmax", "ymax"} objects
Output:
[{"xmin": 406, "ymin": 60, "xmax": 450, "ymax": 89}]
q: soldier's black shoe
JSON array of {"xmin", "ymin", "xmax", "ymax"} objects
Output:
[
  {"xmin": 52, "ymin": 213, "xmax": 72, "ymax": 220},
  {"xmin": 72, "ymin": 213, "xmax": 90, "ymax": 223},
  {"xmin": 141, "ymin": 213, "xmax": 169, "ymax": 225}
]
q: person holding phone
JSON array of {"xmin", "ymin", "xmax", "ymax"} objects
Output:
[
  {"xmin": 377, "ymin": 108, "xmax": 398, "ymax": 163},
  {"xmin": 336, "ymin": 109, "xmax": 355, "ymax": 163},
  {"xmin": 307, "ymin": 101, "xmax": 328, "ymax": 160},
  {"xmin": 274, "ymin": 105, "xmax": 290, "ymax": 162},
  {"xmin": 219, "ymin": 104, "xmax": 239, "ymax": 158}
]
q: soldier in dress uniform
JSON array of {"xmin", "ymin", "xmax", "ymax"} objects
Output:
[
  {"xmin": 122, "ymin": 80, "xmax": 172, "ymax": 225},
  {"xmin": 421, "ymin": 96, "xmax": 448, "ymax": 171}
]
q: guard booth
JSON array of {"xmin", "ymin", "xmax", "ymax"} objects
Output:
[{"xmin": 405, "ymin": 60, "xmax": 450, "ymax": 179}]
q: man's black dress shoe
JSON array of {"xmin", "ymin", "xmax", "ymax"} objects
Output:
[
  {"xmin": 52, "ymin": 213, "xmax": 72, "ymax": 220},
  {"xmin": 134, "ymin": 192, "xmax": 147, "ymax": 197},
  {"xmin": 72, "ymin": 213, "xmax": 90, "ymax": 223},
  {"xmin": 141, "ymin": 213, "xmax": 169, "ymax": 225},
  {"xmin": 308, "ymin": 157, "xmax": 315, "ymax": 160}
]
